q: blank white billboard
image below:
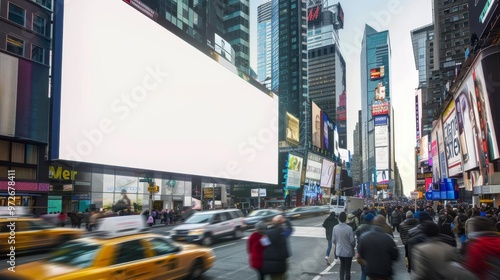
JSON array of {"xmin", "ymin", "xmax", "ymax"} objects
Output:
[{"xmin": 52, "ymin": 0, "xmax": 279, "ymax": 184}]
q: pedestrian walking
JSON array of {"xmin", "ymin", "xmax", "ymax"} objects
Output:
[
  {"xmin": 391, "ymin": 206, "xmax": 403, "ymax": 232},
  {"xmin": 322, "ymin": 211, "xmax": 339, "ymax": 265},
  {"xmin": 399, "ymin": 210, "xmax": 419, "ymax": 272},
  {"xmin": 331, "ymin": 211, "xmax": 356, "ymax": 280},
  {"xmin": 355, "ymin": 213, "xmax": 375, "ymax": 280},
  {"xmin": 357, "ymin": 213, "xmax": 399, "ymax": 280},
  {"xmin": 262, "ymin": 215, "xmax": 292, "ymax": 280},
  {"xmin": 247, "ymin": 221, "xmax": 269, "ymax": 280}
]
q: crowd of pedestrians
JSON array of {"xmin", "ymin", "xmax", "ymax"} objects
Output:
[{"xmin": 245, "ymin": 201, "xmax": 500, "ymax": 279}]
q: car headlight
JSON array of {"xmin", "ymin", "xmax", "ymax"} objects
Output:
[{"xmin": 188, "ymin": 229, "xmax": 204, "ymax": 235}]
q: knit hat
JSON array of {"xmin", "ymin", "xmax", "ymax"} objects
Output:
[
  {"xmin": 406, "ymin": 211, "xmax": 414, "ymax": 218},
  {"xmin": 418, "ymin": 211, "xmax": 433, "ymax": 222},
  {"xmin": 364, "ymin": 213, "xmax": 375, "ymax": 222}
]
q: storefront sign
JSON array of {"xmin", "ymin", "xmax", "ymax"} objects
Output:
[{"xmin": 49, "ymin": 166, "xmax": 78, "ymax": 180}]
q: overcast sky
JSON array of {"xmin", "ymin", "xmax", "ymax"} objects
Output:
[{"xmin": 249, "ymin": 0, "xmax": 433, "ymax": 196}]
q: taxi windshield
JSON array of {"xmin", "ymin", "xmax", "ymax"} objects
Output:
[
  {"xmin": 46, "ymin": 242, "xmax": 101, "ymax": 268},
  {"xmin": 184, "ymin": 213, "xmax": 213, "ymax": 224}
]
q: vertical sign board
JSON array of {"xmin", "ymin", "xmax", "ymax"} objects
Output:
[{"xmin": 441, "ymin": 101, "xmax": 463, "ymax": 177}]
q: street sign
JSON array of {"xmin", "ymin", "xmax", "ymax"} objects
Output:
[
  {"xmin": 148, "ymin": 186, "xmax": 159, "ymax": 193},
  {"xmin": 410, "ymin": 191, "xmax": 419, "ymax": 199},
  {"xmin": 140, "ymin": 178, "xmax": 153, "ymax": 183}
]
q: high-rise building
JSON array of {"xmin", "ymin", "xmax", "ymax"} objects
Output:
[
  {"xmin": 257, "ymin": 0, "xmax": 272, "ymax": 87},
  {"xmin": 307, "ymin": 2, "xmax": 346, "ymax": 149},
  {"xmin": 142, "ymin": 0, "xmax": 250, "ymax": 74},
  {"xmin": 427, "ymin": 0, "xmax": 469, "ymax": 131},
  {"xmin": 360, "ymin": 24, "xmax": 393, "ymax": 196},
  {"xmin": 411, "ymin": 24, "xmax": 435, "ymax": 142},
  {"xmin": 0, "ymin": 0, "xmax": 52, "ymax": 214},
  {"xmin": 351, "ymin": 111, "xmax": 363, "ymax": 188}
]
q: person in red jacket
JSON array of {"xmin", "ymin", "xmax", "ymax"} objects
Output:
[
  {"xmin": 462, "ymin": 216, "xmax": 500, "ymax": 280},
  {"xmin": 247, "ymin": 221, "xmax": 268, "ymax": 280}
]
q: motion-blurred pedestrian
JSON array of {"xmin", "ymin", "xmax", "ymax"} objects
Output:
[
  {"xmin": 331, "ymin": 211, "xmax": 356, "ymax": 280},
  {"xmin": 322, "ymin": 211, "xmax": 339, "ymax": 265},
  {"xmin": 247, "ymin": 221, "xmax": 268, "ymax": 280}
]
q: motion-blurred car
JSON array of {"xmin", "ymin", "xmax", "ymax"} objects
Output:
[
  {"xmin": 0, "ymin": 209, "xmax": 83, "ymax": 256},
  {"xmin": 242, "ymin": 209, "xmax": 282, "ymax": 229},
  {"xmin": 284, "ymin": 206, "xmax": 328, "ymax": 220},
  {"xmin": 171, "ymin": 209, "xmax": 245, "ymax": 246},
  {"xmin": 0, "ymin": 215, "xmax": 215, "ymax": 280}
]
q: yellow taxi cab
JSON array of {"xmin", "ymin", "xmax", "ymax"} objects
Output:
[
  {"xmin": 0, "ymin": 208, "xmax": 83, "ymax": 255},
  {"xmin": 0, "ymin": 215, "xmax": 216, "ymax": 280}
]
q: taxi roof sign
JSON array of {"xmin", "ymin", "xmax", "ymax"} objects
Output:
[{"xmin": 94, "ymin": 215, "xmax": 148, "ymax": 238}]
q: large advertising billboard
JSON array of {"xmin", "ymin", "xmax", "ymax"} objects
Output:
[
  {"xmin": 453, "ymin": 76, "xmax": 479, "ymax": 172},
  {"xmin": 286, "ymin": 112, "xmax": 300, "ymax": 146},
  {"xmin": 441, "ymin": 101, "xmax": 462, "ymax": 177},
  {"xmin": 375, "ymin": 124, "xmax": 388, "ymax": 147},
  {"xmin": 312, "ymin": 101, "xmax": 322, "ymax": 149},
  {"xmin": 468, "ymin": 0, "xmax": 500, "ymax": 39},
  {"xmin": 431, "ymin": 131, "xmax": 440, "ymax": 182},
  {"xmin": 370, "ymin": 66, "xmax": 385, "ymax": 80},
  {"xmin": 52, "ymin": 0, "xmax": 279, "ymax": 184},
  {"xmin": 419, "ymin": 135, "xmax": 429, "ymax": 164},
  {"xmin": 435, "ymin": 119, "xmax": 448, "ymax": 179},
  {"xmin": 371, "ymin": 102, "xmax": 390, "ymax": 116},
  {"xmin": 305, "ymin": 153, "xmax": 322, "ymax": 181},
  {"xmin": 376, "ymin": 146, "xmax": 389, "ymax": 171},
  {"xmin": 286, "ymin": 154, "xmax": 303, "ymax": 190},
  {"xmin": 320, "ymin": 159, "xmax": 335, "ymax": 188}
]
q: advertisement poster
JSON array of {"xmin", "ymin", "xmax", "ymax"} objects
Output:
[
  {"xmin": 320, "ymin": 159, "xmax": 335, "ymax": 188},
  {"xmin": 441, "ymin": 101, "xmax": 462, "ymax": 177},
  {"xmin": 286, "ymin": 154, "xmax": 303, "ymax": 190},
  {"xmin": 435, "ymin": 119, "xmax": 448, "ymax": 178}
]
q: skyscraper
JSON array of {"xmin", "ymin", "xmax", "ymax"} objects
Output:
[
  {"xmin": 257, "ymin": 0, "xmax": 272, "ymax": 87},
  {"xmin": 307, "ymin": 2, "xmax": 346, "ymax": 149},
  {"xmin": 360, "ymin": 24, "xmax": 392, "ymax": 196}
]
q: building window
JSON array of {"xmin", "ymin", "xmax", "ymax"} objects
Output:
[
  {"xmin": 33, "ymin": 15, "xmax": 47, "ymax": 36},
  {"xmin": 8, "ymin": 3, "xmax": 25, "ymax": 26},
  {"xmin": 34, "ymin": 0, "xmax": 52, "ymax": 10},
  {"xmin": 6, "ymin": 35, "xmax": 24, "ymax": 56},
  {"xmin": 32, "ymin": 45, "xmax": 45, "ymax": 64}
]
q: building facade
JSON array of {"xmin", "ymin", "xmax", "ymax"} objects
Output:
[
  {"xmin": 0, "ymin": 0, "xmax": 52, "ymax": 214},
  {"xmin": 256, "ymin": 0, "xmax": 272, "ymax": 86}
]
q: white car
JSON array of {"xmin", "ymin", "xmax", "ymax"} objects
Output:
[{"xmin": 170, "ymin": 209, "xmax": 245, "ymax": 246}]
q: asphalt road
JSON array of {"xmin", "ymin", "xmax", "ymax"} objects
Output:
[{"xmin": 0, "ymin": 215, "xmax": 411, "ymax": 280}]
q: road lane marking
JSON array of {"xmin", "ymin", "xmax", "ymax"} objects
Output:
[{"xmin": 213, "ymin": 242, "xmax": 237, "ymax": 250}]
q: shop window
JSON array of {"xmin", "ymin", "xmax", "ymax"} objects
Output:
[
  {"xmin": 6, "ymin": 35, "xmax": 24, "ymax": 56},
  {"xmin": 15, "ymin": 167, "xmax": 36, "ymax": 180},
  {"xmin": 8, "ymin": 3, "xmax": 25, "ymax": 26}
]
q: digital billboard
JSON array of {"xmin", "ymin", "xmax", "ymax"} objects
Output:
[
  {"xmin": 320, "ymin": 159, "xmax": 335, "ymax": 188},
  {"xmin": 52, "ymin": 0, "xmax": 279, "ymax": 184},
  {"xmin": 307, "ymin": 5, "xmax": 322, "ymax": 23},
  {"xmin": 374, "ymin": 83, "xmax": 386, "ymax": 100},
  {"xmin": 441, "ymin": 101, "xmax": 462, "ymax": 177},
  {"xmin": 453, "ymin": 75, "xmax": 479, "ymax": 172},
  {"xmin": 375, "ymin": 124, "xmax": 388, "ymax": 147},
  {"xmin": 305, "ymin": 153, "xmax": 322, "ymax": 181},
  {"xmin": 371, "ymin": 102, "xmax": 389, "ymax": 116},
  {"xmin": 435, "ymin": 116, "xmax": 448, "ymax": 178},
  {"xmin": 312, "ymin": 101, "xmax": 322, "ymax": 149},
  {"xmin": 323, "ymin": 112, "xmax": 330, "ymax": 151},
  {"xmin": 419, "ymin": 135, "xmax": 429, "ymax": 163},
  {"xmin": 431, "ymin": 132, "xmax": 439, "ymax": 181},
  {"xmin": 286, "ymin": 154, "xmax": 303, "ymax": 190},
  {"xmin": 468, "ymin": 0, "xmax": 499, "ymax": 39},
  {"xmin": 370, "ymin": 66, "xmax": 385, "ymax": 80},
  {"xmin": 286, "ymin": 112, "xmax": 300, "ymax": 146},
  {"xmin": 376, "ymin": 146, "xmax": 389, "ymax": 171}
]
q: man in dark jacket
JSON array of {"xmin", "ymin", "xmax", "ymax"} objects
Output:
[
  {"xmin": 391, "ymin": 206, "xmax": 403, "ymax": 232},
  {"xmin": 357, "ymin": 216, "xmax": 399, "ymax": 280},
  {"xmin": 322, "ymin": 212, "xmax": 339, "ymax": 265},
  {"xmin": 399, "ymin": 210, "xmax": 419, "ymax": 272},
  {"xmin": 262, "ymin": 215, "xmax": 291, "ymax": 279}
]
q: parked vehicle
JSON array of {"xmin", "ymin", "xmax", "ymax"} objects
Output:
[{"xmin": 170, "ymin": 209, "xmax": 245, "ymax": 246}]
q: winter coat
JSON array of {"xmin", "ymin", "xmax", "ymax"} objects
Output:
[
  {"xmin": 262, "ymin": 224, "xmax": 289, "ymax": 274},
  {"xmin": 463, "ymin": 233, "xmax": 500, "ymax": 279},
  {"xmin": 247, "ymin": 231, "xmax": 266, "ymax": 270},
  {"xmin": 391, "ymin": 210, "xmax": 403, "ymax": 225},
  {"xmin": 412, "ymin": 237, "xmax": 477, "ymax": 280},
  {"xmin": 331, "ymin": 223, "xmax": 356, "ymax": 258},
  {"xmin": 399, "ymin": 218, "xmax": 419, "ymax": 245},
  {"xmin": 322, "ymin": 214, "xmax": 339, "ymax": 241},
  {"xmin": 357, "ymin": 226, "xmax": 399, "ymax": 278}
]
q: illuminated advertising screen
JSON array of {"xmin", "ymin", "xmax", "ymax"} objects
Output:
[
  {"xmin": 305, "ymin": 153, "xmax": 322, "ymax": 181},
  {"xmin": 323, "ymin": 112, "xmax": 330, "ymax": 151},
  {"xmin": 374, "ymin": 83, "xmax": 386, "ymax": 100},
  {"xmin": 370, "ymin": 66, "xmax": 385, "ymax": 80},
  {"xmin": 286, "ymin": 154, "xmax": 303, "ymax": 189},
  {"xmin": 286, "ymin": 112, "xmax": 300, "ymax": 146},
  {"xmin": 419, "ymin": 135, "xmax": 429, "ymax": 163},
  {"xmin": 371, "ymin": 102, "xmax": 389, "ymax": 116},
  {"xmin": 469, "ymin": 0, "xmax": 499, "ymax": 39},
  {"xmin": 453, "ymin": 74, "xmax": 479, "ymax": 172},
  {"xmin": 441, "ymin": 101, "xmax": 462, "ymax": 177},
  {"xmin": 320, "ymin": 159, "xmax": 335, "ymax": 188},
  {"xmin": 376, "ymin": 147, "xmax": 389, "ymax": 171},
  {"xmin": 52, "ymin": 0, "xmax": 279, "ymax": 184},
  {"xmin": 312, "ymin": 101, "xmax": 322, "ymax": 149},
  {"xmin": 435, "ymin": 116, "xmax": 448, "ymax": 178},
  {"xmin": 375, "ymin": 125, "xmax": 388, "ymax": 147}
]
